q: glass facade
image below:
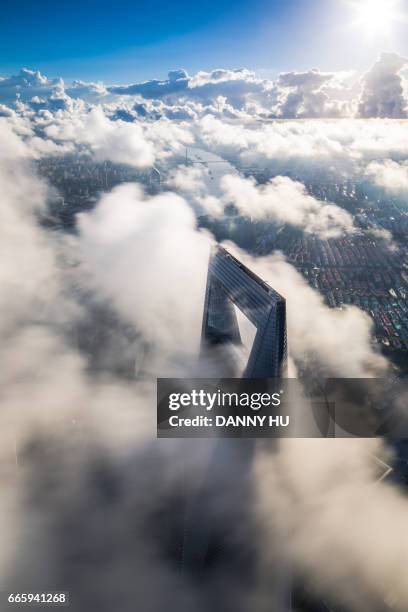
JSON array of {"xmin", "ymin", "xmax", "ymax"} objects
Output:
[{"xmin": 202, "ymin": 246, "xmax": 287, "ymax": 378}]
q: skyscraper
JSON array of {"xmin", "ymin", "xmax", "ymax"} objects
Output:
[
  {"xmin": 177, "ymin": 245, "xmax": 290, "ymax": 610},
  {"xmin": 201, "ymin": 245, "xmax": 287, "ymax": 378}
]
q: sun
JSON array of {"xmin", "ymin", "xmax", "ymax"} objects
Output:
[{"xmin": 351, "ymin": 0, "xmax": 401, "ymax": 36}]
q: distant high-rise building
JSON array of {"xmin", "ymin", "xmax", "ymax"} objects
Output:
[
  {"xmin": 149, "ymin": 166, "xmax": 161, "ymax": 192},
  {"xmin": 201, "ymin": 245, "xmax": 287, "ymax": 377}
]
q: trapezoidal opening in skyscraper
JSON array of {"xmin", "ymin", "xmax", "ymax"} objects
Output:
[{"xmin": 201, "ymin": 245, "xmax": 287, "ymax": 378}]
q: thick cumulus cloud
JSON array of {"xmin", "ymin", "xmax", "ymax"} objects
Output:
[
  {"xmin": 105, "ymin": 66, "xmax": 359, "ymax": 119},
  {"xmin": 0, "ymin": 68, "xmax": 63, "ymax": 105},
  {"xmin": 0, "ymin": 118, "xmax": 156, "ymax": 442},
  {"xmin": 0, "ymin": 53, "xmax": 406, "ymax": 612},
  {"xmin": 0, "ymin": 54, "xmax": 407, "ymax": 120},
  {"xmin": 220, "ymin": 174, "xmax": 354, "ymax": 237},
  {"xmin": 77, "ymin": 183, "xmax": 210, "ymax": 364},
  {"xmin": 196, "ymin": 113, "xmax": 408, "ymax": 184},
  {"xmin": 166, "ymin": 164, "xmax": 223, "ymax": 216},
  {"xmin": 105, "ymin": 60, "xmax": 406, "ymax": 119},
  {"xmin": 166, "ymin": 149, "xmax": 356, "ymax": 235},
  {"xmin": 29, "ymin": 101, "xmax": 194, "ymax": 167},
  {"xmin": 0, "ymin": 68, "xmax": 109, "ymax": 108},
  {"xmin": 108, "ymin": 68, "xmax": 271, "ymax": 110},
  {"xmin": 0, "ymin": 112, "xmax": 203, "ymax": 603},
  {"xmin": 359, "ymin": 52, "xmax": 408, "ymax": 118},
  {"xmin": 108, "ymin": 68, "xmax": 190, "ymax": 99},
  {"xmin": 199, "ymin": 113, "xmax": 351, "ymax": 174},
  {"xmin": 1, "ymin": 66, "xmax": 406, "ymax": 254},
  {"xmin": 1, "ymin": 113, "xmax": 406, "ymax": 612},
  {"xmin": 66, "ymin": 79, "xmax": 109, "ymax": 101},
  {"xmin": 366, "ymin": 159, "xmax": 408, "ymax": 194},
  {"xmin": 0, "ymin": 120, "xmax": 145, "ymax": 579},
  {"xmin": 0, "ymin": 121, "xmax": 229, "ymax": 607},
  {"xmin": 255, "ymin": 436, "xmax": 408, "ymax": 612},
  {"xmin": 271, "ymin": 69, "xmax": 353, "ymax": 118},
  {"xmin": 43, "ymin": 106, "xmax": 155, "ymax": 167},
  {"xmin": 0, "ymin": 120, "xmax": 57, "ymax": 335}
]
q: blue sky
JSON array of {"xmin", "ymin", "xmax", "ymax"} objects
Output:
[{"xmin": 1, "ymin": 0, "xmax": 407, "ymax": 82}]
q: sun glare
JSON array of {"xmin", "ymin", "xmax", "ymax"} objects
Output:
[{"xmin": 351, "ymin": 0, "xmax": 401, "ymax": 36}]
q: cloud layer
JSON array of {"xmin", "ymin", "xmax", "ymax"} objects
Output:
[
  {"xmin": 0, "ymin": 51, "xmax": 407, "ymax": 612},
  {"xmin": 1, "ymin": 52, "xmax": 407, "ymax": 120}
]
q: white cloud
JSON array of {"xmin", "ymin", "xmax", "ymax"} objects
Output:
[
  {"xmin": 77, "ymin": 183, "xmax": 211, "ymax": 364},
  {"xmin": 167, "ymin": 165, "xmax": 207, "ymax": 192},
  {"xmin": 366, "ymin": 159, "xmax": 408, "ymax": 193},
  {"xmin": 220, "ymin": 174, "xmax": 354, "ymax": 237},
  {"xmin": 108, "ymin": 67, "xmax": 270, "ymax": 111},
  {"xmin": 255, "ymin": 436, "xmax": 408, "ymax": 611},
  {"xmin": 227, "ymin": 246, "xmax": 387, "ymax": 377},
  {"xmin": 271, "ymin": 69, "xmax": 351, "ymax": 118},
  {"xmin": 196, "ymin": 114, "xmax": 408, "ymax": 183},
  {"xmin": 66, "ymin": 79, "xmax": 109, "ymax": 101},
  {"xmin": 0, "ymin": 119, "xmax": 397, "ymax": 611},
  {"xmin": 44, "ymin": 106, "xmax": 155, "ymax": 167},
  {"xmin": 0, "ymin": 51, "xmax": 407, "ymax": 612},
  {"xmin": 0, "ymin": 54, "xmax": 407, "ymax": 122},
  {"xmin": 359, "ymin": 52, "xmax": 408, "ymax": 118},
  {"xmin": 0, "ymin": 68, "xmax": 63, "ymax": 105}
]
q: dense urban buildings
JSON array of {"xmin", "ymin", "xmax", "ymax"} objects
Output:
[
  {"xmin": 38, "ymin": 154, "xmax": 408, "ymax": 375},
  {"xmin": 199, "ymin": 174, "xmax": 408, "ymax": 372}
]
